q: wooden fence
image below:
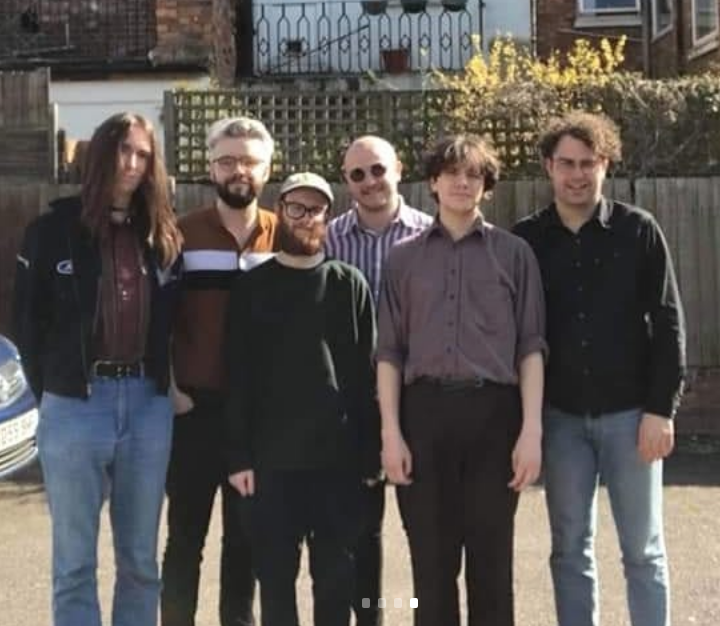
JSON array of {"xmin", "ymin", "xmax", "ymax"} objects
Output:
[
  {"xmin": 0, "ymin": 69, "xmax": 56, "ymax": 180},
  {"xmin": 0, "ymin": 177, "xmax": 717, "ymax": 371}
]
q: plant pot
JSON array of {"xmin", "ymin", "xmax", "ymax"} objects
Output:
[
  {"xmin": 441, "ymin": 0, "xmax": 467, "ymax": 11},
  {"xmin": 362, "ymin": 0, "xmax": 388, "ymax": 15},
  {"xmin": 381, "ymin": 48, "xmax": 411, "ymax": 74},
  {"xmin": 401, "ymin": 0, "xmax": 427, "ymax": 14}
]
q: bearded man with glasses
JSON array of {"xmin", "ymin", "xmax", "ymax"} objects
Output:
[
  {"xmin": 326, "ymin": 136, "xmax": 431, "ymax": 626},
  {"xmin": 224, "ymin": 172, "xmax": 380, "ymax": 626},
  {"xmin": 161, "ymin": 117, "xmax": 279, "ymax": 626}
]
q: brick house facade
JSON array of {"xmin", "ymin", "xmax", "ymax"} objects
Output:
[
  {"xmin": 536, "ymin": 0, "xmax": 720, "ymax": 76},
  {"xmin": 0, "ymin": 0, "xmax": 214, "ymax": 73}
]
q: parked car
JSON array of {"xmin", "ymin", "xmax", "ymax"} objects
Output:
[{"xmin": 0, "ymin": 334, "xmax": 39, "ymax": 479}]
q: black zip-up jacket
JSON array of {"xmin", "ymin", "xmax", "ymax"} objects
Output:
[{"xmin": 12, "ymin": 196, "xmax": 180, "ymax": 400}]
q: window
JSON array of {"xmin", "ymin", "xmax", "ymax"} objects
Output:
[
  {"xmin": 693, "ymin": 0, "xmax": 720, "ymax": 44},
  {"xmin": 578, "ymin": 0, "xmax": 639, "ymax": 13},
  {"xmin": 652, "ymin": 0, "xmax": 673, "ymax": 39}
]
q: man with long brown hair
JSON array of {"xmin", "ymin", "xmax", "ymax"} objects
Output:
[{"xmin": 13, "ymin": 111, "xmax": 182, "ymax": 626}]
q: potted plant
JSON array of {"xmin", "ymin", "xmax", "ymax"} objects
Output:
[
  {"xmin": 381, "ymin": 47, "xmax": 411, "ymax": 73},
  {"xmin": 362, "ymin": 0, "xmax": 388, "ymax": 15},
  {"xmin": 401, "ymin": 0, "xmax": 427, "ymax": 14},
  {"xmin": 441, "ymin": 0, "xmax": 467, "ymax": 11}
]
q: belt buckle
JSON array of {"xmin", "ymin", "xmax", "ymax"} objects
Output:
[
  {"xmin": 92, "ymin": 360, "xmax": 143, "ymax": 378},
  {"xmin": 444, "ymin": 377, "xmax": 485, "ymax": 391}
]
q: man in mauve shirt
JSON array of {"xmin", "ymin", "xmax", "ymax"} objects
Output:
[{"xmin": 377, "ymin": 135, "xmax": 547, "ymax": 626}]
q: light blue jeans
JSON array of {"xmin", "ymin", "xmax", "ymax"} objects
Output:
[
  {"xmin": 543, "ymin": 406, "xmax": 669, "ymax": 626},
  {"xmin": 38, "ymin": 377, "xmax": 173, "ymax": 626}
]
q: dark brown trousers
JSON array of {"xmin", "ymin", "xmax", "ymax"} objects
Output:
[{"xmin": 397, "ymin": 380, "xmax": 522, "ymax": 626}]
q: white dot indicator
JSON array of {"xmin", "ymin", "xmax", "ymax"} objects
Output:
[
  {"xmin": 378, "ymin": 598, "xmax": 386, "ymax": 608},
  {"xmin": 362, "ymin": 598, "xmax": 370, "ymax": 609},
  {"xmin": 394, "ymin": 598, "xmax": 403, "ymax": 608},
  {"xmin": 410, "ymin": 598, "xmax": 419, "ymax": 609}
]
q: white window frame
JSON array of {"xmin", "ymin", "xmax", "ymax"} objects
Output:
[
  {"xmin": 691, "ymin": 0, "xmax": 720, "ymax": 48},
  {"xmin": 651, "ymin": 0, "xmax": 673, "ymax": 40},
  {"xmin": 577, "ymin": 0, "xmax": 639, "ymax": 15}
]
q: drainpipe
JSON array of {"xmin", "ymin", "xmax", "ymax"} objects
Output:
[
  {"xmin": 530, "ymin": 0, "xmax": 537, "ymax": 56},
  {"xmin": 641, "ymin": 0, "xmax": 652, "ymax": 76}
]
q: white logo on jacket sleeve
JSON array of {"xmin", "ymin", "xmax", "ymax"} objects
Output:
[
  {"xmin": 16, "ymin": 254, "xmax": 30, "ymax": 269},
  {"xmin": 56, "ymin": 259, "xmax": 73, "ymax": 275}
]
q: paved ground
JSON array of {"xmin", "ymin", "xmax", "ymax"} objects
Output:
[{"xmin": 1, "ymin": 436, "xmax": 718, "ymax": 626}]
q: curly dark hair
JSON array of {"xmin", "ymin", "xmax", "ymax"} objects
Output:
[
  {"xmin": 424, "ymin": 134, "xmax": 500, "ymax": 193},
  {"xmin": 538, "ymin": 111, "xmax": 622, "ymax": 163}
]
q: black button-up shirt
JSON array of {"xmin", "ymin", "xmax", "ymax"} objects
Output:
[{"xmin": 513, "ymin": 198, "xmax": 686, "ymax": 417}]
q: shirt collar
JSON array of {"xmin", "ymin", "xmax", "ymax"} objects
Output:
[
  {"xmin": 210, "ymin": 204, "xmax": 274, "ymax": 248},
  {"xmin": 342, "ymin": 196, "xmax": 415, "ymax": 235},
  {"xmin": 545, "ymin": 196, "xmax": 614, "ymax": 232},
  {"xmin": 424, "ymin": 213, "xmax": 487, "ymax": 241}
]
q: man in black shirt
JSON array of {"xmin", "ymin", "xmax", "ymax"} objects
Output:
[
  {"xmin": 513, "ymin": 112, "xmax": 685, "ymax": 626},
  {"xmin": 224, "ymin": 172, "xmax": 379, "ymax": 626}
]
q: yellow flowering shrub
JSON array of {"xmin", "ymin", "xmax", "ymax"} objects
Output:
[{"xmin": 431, "ymin": 36, "xmax": 627, "ymax": 175}]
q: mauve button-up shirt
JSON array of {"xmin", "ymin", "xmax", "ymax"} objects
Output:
[{"xmin": 377, "ymin": 217, "xmax": 547, "ymax": 385}]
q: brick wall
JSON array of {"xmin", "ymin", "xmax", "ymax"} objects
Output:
[
  {"xmin": 152, "ymin": 0, "xmax": 212, "ymax": 65},
  {"xmin": 535, "ymin": 0, "xmax": 681, "ymax": 76}
]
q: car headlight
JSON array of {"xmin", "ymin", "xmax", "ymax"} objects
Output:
[{"xmin": 0, "ymin": 358, "xmax": 27, "ymax": 409}]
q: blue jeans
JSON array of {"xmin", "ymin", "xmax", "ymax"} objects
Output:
[
  {"xmin": 543, "ymin": 406, "xmax": 670, "ymax": 626},
  {"xmin": 38, "ymin": 377, "xmax": 173, "ymax": 626}
]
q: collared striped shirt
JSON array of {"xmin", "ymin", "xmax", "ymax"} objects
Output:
[{"xmin": 325, "ymin": 199, "xmax": 432, "ymax": 304}]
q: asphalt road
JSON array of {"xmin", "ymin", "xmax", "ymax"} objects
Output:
[{"xmin": 1, "ymin": 439, "xmax": 719, "ymax": 626}]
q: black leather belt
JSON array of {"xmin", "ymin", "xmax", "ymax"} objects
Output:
[
  {"xmin": 92, "ymin": 361, "xmax": 144, "ymax": 378},
  {"xmin": 413, "ymin": 375, "xmax": 488, "ymax": 390}
]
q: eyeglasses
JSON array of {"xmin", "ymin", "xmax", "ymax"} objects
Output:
[
  {"xmin": 212, "ymin": 155, "xmax": 266, "ymax": 173},
  {"xmin": 552, "ymin": 156, "xmax": 604, "ymax": 174},
  {"xmin": 346, "ymin": 163, "xmax": 388, "ymax": 183},
  {"xmin": 281, "ymin": 201, "xmax": 328, "ymax": 220}
]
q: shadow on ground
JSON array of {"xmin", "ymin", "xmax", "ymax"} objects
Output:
[{"xmin": 665, "ymin": 435, "xmax": 720, "ymax": 486}]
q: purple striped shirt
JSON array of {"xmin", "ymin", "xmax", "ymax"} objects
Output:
[{"xmin": 325, "ymin": 199, "xmax": 433, "ymax": 304}]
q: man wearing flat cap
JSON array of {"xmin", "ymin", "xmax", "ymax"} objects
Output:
[{"xmin": 224, "ymin": 172, "xmax": 380, "ymax": 626}]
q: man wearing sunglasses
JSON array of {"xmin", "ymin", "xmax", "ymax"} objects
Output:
[
  {"xmin": 224, "ymin": 172, "xmax": 380, "ymax": 626},
  {"xmin": 326, "ymin": 135, "xmax": 431, "ymax": 626}
]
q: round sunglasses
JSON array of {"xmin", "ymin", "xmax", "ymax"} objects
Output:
[{"xmin": 346, "ymin": 163, "xmax": 388, "ymax": 183}]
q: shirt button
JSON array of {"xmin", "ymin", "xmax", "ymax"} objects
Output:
[
  {"xmin": 449, "ymin": 294, "xmax": 456, "ymax": 300},
  {"xmin": 448, "ymin": 320, "xmax": 454, "ymax": 327},
  {"xmin": 577, "ymin": 285, "xmax": 584, "ymax": 293},
  {"xmin": 446, "ymin": 347, "xmax": 452, "ymax": 354},
  {"xmin": 578, "ymin": 312, "xmax": 586, "ymax": 321},
  {"xmin": 583, "ymin": 368, "xmax": 591, "ymax": 376},
  {"xmin": 581, "ymin": 339, "xmax": 589, "ymax": 348},
  {"xmin": 575, "ymin": 260, "xmax": 581, "ymax": 268}
]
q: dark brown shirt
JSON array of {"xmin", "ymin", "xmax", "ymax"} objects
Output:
[
  {"xmin": 96, "ymin": 221, "xmax": 150, "ymax": 362},
  {"xmin": 377, "ymin": 217, "xmax": 547, "ymax": 385},
  {"xmin": 173, "ymin": 206, "xmax": 278, "ymax": 391}
]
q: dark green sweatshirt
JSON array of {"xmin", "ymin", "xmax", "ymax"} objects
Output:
[{"xmin": 224, "ymin": 257, "xmax": 379, "ymax": 478}]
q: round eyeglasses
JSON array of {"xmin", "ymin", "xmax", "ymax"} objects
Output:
[{"xmin": 281, "ymin": 201, "xmax": 328, "ymax": 220}]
